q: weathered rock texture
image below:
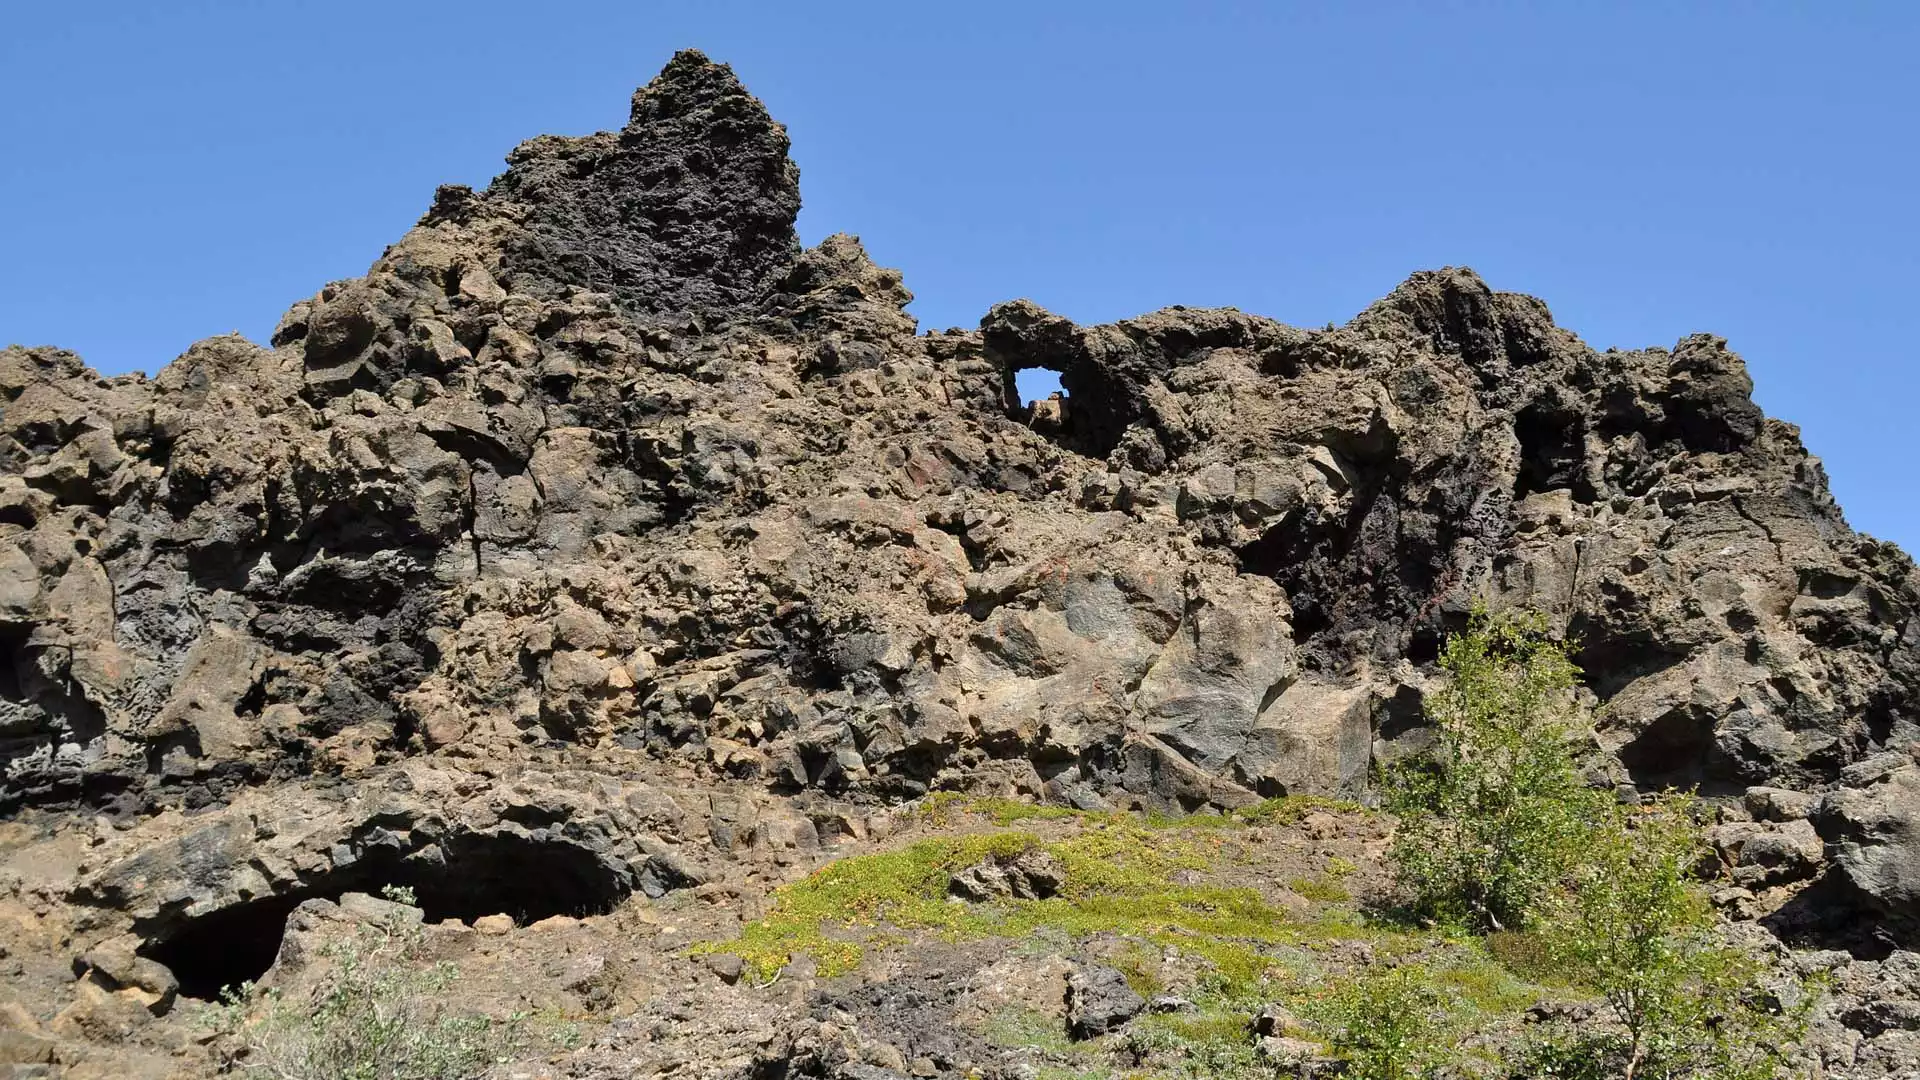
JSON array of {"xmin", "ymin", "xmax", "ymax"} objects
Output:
[{"xmin": 2, "ymin": 49, "xmax": 1919, "ymax": 1078}]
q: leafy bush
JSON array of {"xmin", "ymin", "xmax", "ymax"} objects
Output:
[
  {"xmin": 207, "ymin": 903, "xmax": 527, "ymax": 1080},
  {"xmin": 1126, "ymin": 1010, "xmax": 1269, "ymax": 1080},
  {"xmin": 1305, "ymin": 965, "xmax": 1460, "ymax": 1080},
  {"xmin": 1537, "ymin": 796, "xmax": 1807, "ymax": 1080},
  {"xmin": 1385, "ymin": 607, "xmax": 1606, "ymax": 932}
]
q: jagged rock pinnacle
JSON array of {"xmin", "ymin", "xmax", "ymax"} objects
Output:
[{"xmin": 485, "ymin": 48, "xmax": 802, "ymax": 318}]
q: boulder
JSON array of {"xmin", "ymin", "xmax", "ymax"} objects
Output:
[
  {"xmin": 1823, "ymin": 765, "xmax": 1920, "ymax": 937},
  {"xmin": 1066, "ymin": 964, "xmax": 1145, "ymax": 1039}
]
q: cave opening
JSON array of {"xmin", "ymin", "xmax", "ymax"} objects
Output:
[
  {"xmin": 1614, "ymin": 704, "xmax": 1736, "ymax": 794},
  {"xmin": 1513, "ymin": 402, "xmax": 1594, "ymax": 501},
  {"xmin": 140, "ymin": 832, "xmax": 634, "ymax": 1000}
]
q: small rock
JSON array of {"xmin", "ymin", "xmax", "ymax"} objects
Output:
[
  {"xmin": 639, "ymin": 850, "xmax": 709, "ymax": 898},
  {"xmin": 337, "ymin": 891, "xmax": 425, "ymax": 928},
  {"xmin": 1257, "ymin": 1034, "xmax": 1339, "ymax": 1073},
  {"xmin": 1148, "ymin": 995, "xmax": 1197, "ymax": 1014},
  {"xmin": 702, "ymin": 952, "xmax": 744, "ymax": 985},
  {"xmin": 51, "ymin": 982, "xmax": 153, "ymax": 1041},
  {"xmin": 947, "ymin": 849, "xmax": 1063, "ymax": 903},
  {"xmin": 71, "ymin": 944, "xmax": 179, "ymax": 1016},
  {"xmin": 472, "ymin": 914, "xmax": 515, "ymax": 935},
  {"xmin": 1745, "ymin": 786, "xmax": 1819, "ymax": 822},
  {"xmin": 865, "ymin": 1042, "xmax": 909, "ymax": 1071},
  {"xmin": 1255, "ymin": 1002, "xmax": 1305, "ymax": 1037},
  {"xmin": 560, "ymin": 953, "xmax": 607, "ymax": 992},
  {"xmin": 0, "ymin": 1029, "xmax": 56, "ymax": 1067},
  {"xmin": 1524, "ymin": 1001, "xmax": 1598, "ymax": 1025},
  {"xmin": 1067, "ymin": 964, "xmax": 1144, "ymax": 1039}
]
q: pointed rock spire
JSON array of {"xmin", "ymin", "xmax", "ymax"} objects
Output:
[{"xmin": 486, "ymin": 50, "xmax": 801, "ymax": 319}]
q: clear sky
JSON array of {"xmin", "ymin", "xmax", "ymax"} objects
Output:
[{"xmin": 3, "ymin": 2, "xmax": 1915, "ymax": 552}]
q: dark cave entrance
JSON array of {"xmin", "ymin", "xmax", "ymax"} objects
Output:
[
  {"xmin": 140, "ymin": 832, "xmax": 635, "ymax": 1000},
  {"xmin": 1512, "ymin": 402, "xmax": 1594, "ymax": 502},
  {"xmin": 0, "ymin": 627, "xmax": 25, "ymax": 701}
]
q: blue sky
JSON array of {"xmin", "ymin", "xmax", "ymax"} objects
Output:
[{"xmin": 3, "ymin": 2, "xmax": 1915, "ymax": 552}]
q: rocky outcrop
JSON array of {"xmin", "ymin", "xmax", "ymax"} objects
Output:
[{"xmin": 2, "ymin": 45, "xmax": 1917, "ymax": 1020}]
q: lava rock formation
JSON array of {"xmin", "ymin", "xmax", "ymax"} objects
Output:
[{"xmin": 2, "ymin": 50, "xmax": 1917, "ymax": 1078}]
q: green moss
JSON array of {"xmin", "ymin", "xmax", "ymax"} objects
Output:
[
  {"xmin": 1110, "ymin": 942, "xmax": 1168, "ymax": 998},
  {"xmin": 1033, "ymin": 1069, "xmax": 1119, "ymax": 1080},
  {"xmin": 1288, "ymin": 875, "xmax": 1353, "ymax": 903},
  {"xmin": 1133, "ymin": 1009, "xmax": 1251, "ymax": 1043},
  {"xmin": 694, "ymin": 819, "xmax": 1302, "ymax": 984},
  {"xmin": 1428, "ymin": 947, "xmax": 1543, "ymax": 1015},
  {"xmin": 973, "ymin": 798, "xmax": 1085, "ymax": 825},
  {"xmin": 690, "ymin": 830, "xmax": 1041, "ymax": 980},
  {"xmin": 1228, "ymin": 795, "xmax": 1366, "ymax": 825},
  {"xmin": 1137, "ymin": 794, "xmax": 1366, "ymax": 832},
  {"xmin": 1128, "ymin": 1008, "xmax": 1270, "ymax": 1080}
]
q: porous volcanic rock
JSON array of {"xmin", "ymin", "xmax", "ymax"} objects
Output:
[{"xmin": 2, "ymin": 49, "xmax": 1919, "ymax": 1078}]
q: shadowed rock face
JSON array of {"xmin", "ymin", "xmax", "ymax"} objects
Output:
[{"xmin": 2, "ymin": 50, "xmax": 1917, "ymax": 953}]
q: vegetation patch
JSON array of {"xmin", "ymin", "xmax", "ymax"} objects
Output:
[
  {"xmin": 1288, "ymin": 875, "xmax": 1352, "ymax": 903},
  {"xmin": 201, "ymin": 888, "xmax": 570, "ymax": 1080},
  {"xmin": 693, "ymin": 818, "xmax": 1318, "ymax": 984},
  {"xmin": 702, "ymin": 611, "xmax": 1813, "ymax": 1078}
]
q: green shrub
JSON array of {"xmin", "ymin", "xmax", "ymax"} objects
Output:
[
  {"xmin": 1305, "ymin": 965, "xmax": 1460, "ymax": 1080},
  {"xmin": 207, "ymin": 912, "xmax": 527, "ymax": 1080},
  {"xmin": 1538, "ymin": 796, "xmax": 1807, "ymax": 1080},
  {"xmin": 1127, "ymin": 1010, "xmax": 1268, "ymax": 1080},
  {"xmin": 1384, "ymin": 607, "xmax": 1606, "ymax": 932}
]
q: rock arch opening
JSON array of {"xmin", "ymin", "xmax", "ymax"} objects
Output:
[
  {"xmin": 139, "ymin": 832, "xmax": 634, "ymax": 1000},
  {"xmin": 1012, "ymin": 367, "xmax": 1064, "ymax": 408},
  {"xmin": 1003, "ymin": 363, "xmax": 1074, "ymax": 441},
  {"xmin": 982, "ymin": 304, "xmax": 1140, "ymax": 460}
]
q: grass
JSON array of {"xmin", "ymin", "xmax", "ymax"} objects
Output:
[
  {"xmin": 695, "ymin": 794, "xmax": 1583, "ymax": 1079},
  {"xmin": 694, "ymin": 795, "xmax": 1396, "ymax": 985},
  {"xmin": 693, "ymin": 817, "xmax": 1311, "ymax": 983},
  {"xmin": 1289, "ymin": 875, "xmax": 1353, "ymax": 903}
]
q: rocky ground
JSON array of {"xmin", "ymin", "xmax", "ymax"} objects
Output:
[{"xmin": 2, "ymin": 49, "xmax": 1917, "ymax": 1079}]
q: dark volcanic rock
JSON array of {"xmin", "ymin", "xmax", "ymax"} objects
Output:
[
  {"xmin": 484, "ymin": 49, "xmax": 802, "ymax": 319},
  {"xmin": 1067, "ymin": 963, "xmax": 1146, "ymax": 1038}
]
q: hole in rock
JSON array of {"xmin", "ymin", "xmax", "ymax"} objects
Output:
[
  {"xmin": 1614, "ymin": 705, "xmax": 1741, "ymax": 793},
  {"xmin": 1013, "ymin": 367, "xmax": 1064, "ymax": 406},
  {"xmin": 141, "ymin": 833, "xmax": 633, "ymax": 1000},
  {"xmin": 1008, "ymin": 366, "xmax": 1072, "ymax": 442},
  {"xmin": 1513, "ymin": 403, "xmax": 1593, "ymax": 501},
  {"xmin": 0, "ymin": 628, "xmax": 26, "ymax": 702},
  {"xmin": 984, "ymin": 312, "xmax": 1140, "ymax": 460}
]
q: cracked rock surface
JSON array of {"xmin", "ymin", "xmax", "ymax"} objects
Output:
[{"xmin": 1, "ymin": 49, "xmax": 1917, "ymax": 1079}]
